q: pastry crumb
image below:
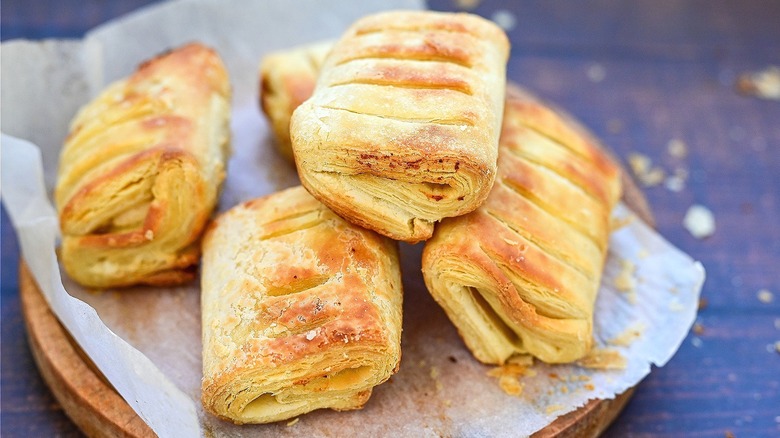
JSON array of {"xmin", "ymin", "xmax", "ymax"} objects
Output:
[
  {"xmin": 698, "ymin": 298, "xmax": 709, "ymax": 310},
  {"xmin": 454, "ymin": 0, "xmax": 481, "ymax": 10},
  {"xmin": 610, "ymin": 214, "xmax": 635, "ymax": 230},
  {"xmin": 664, "ymin": 175, "xmax": 686, "ymax": 192},
  {"xmin": 757, "ymin": 289, "xmax": 774, "ymax": 303},
  {"xmin": 430, "ymin": 366, "xmax": 443, "ymax": 391},
  {"xmin": 736, "ymin": 66, "xmax": 780, "ymax": 100},
  {"xmin": 628, "ymin": 152, "xmax": 665, "ymax": 187},
  {"xmin": 498, "ymin": 375, "xmax": 524, "ymax": 396},
  {"xmin": 693, "ymin": 322, "xmax": 705, "ymax": 335},
  {"xmin": 286, "ymin": 418, "xmax": 299, "ymax": 427},
  {"xmin": 614, "ymin": 259, "xmax": 636, "ymax": 296},
  {"xmin": 491, "ymin": 9, "xmax": 516, "ymax": 31},
  {"xmin": 683, "ymin": 204, "xmax": 716, "ymax": 239},
  {"xmin": 667, "ymin": 138, "xmax": 688, "ymax": 158},
  {"xmin": 577, "ymin": 349, "xmax": 627, "ymax": 370},
  {"xmin": 609, "ymin": 322, "xmax": 646, "ymax": 346},
  {"xmin": 669, "ymin": 298, "xmax": 686, "ymax": 312},
  {"xmin": 546, "ymin": 404, "xmax": 564, "ymax": 414},
  {"xmin": 665, "ymin": 167, "xmax": 689, "ymax": 192},
  {"xmin": 487, "ymin": 363, "xmax": 533, "ymax": 379},
  {"xmin": 487, "ymin": 357, "xmax": 534, "ymax": 396},
  {"xmin": 775, "ymin": 341, "xmax": 780, "ymax": 354},
  {"xmin": 587, "ymin": 63, "xmax": 606, "ymax": 83}
]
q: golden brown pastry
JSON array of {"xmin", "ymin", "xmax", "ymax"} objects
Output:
[
  {"xmin": 422, "ymin": 84, "xmax": 622, "ymax": 364},
  {"xmin": 201, "ymin": 186, "xmax": 403, "ymax": 424},
  {"xmin": 290, "ymin": 11, "xmax": 510, "ymax": 243},
  {"xmin": 259, "ymin": 41, "xmax": 332, "ymax": 161},
  {"xmin": 55, "ymin": 43, "xmax": 231, "ymax": 288}
]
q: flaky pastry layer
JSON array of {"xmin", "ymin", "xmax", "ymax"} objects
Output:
[
  {"xmin": 201, "ymin": 186, "xmax": 402, "ymax": 424},
  {"xmin": 290, "ymin": 11, "xmax": 510, "ymax": 242},
  {"xmin": 422, "ymin": 84, "xmax": 622, "ymax": 364},
  {"xmin": 55, "ymin": 43, "xmax": 231, "ymax": 288},
  {"xmin": 259, "ymin": 41, "xmax": 332, "ymax": 161}
]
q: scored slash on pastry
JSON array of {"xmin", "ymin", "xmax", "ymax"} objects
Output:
[
  {"xmin": 289, "ymin": 11, "xmax": 510, "ymax": 243},
  {"xmin": 200, "ymin": 187, "xmax": 403, "ymax": 424}
]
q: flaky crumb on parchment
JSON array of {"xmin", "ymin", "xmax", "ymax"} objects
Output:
[
  {"xmin": 669, "ymin": 297, "xmax": 686, "ymax": 312},
  {"xmin": 608, "ymin": 322, "xmax": 646, "ymax": 346},
  {"xmin": 614, "ymin": 259, "xmax": 638, "ymax": 304},
  {"xmin": 498, "ymin": 375, "xmax": 524, "ymax": 396},
  {"xmin": 576, "ymin": 348, "xmax": 627, "ymax": 370},
  {"xmin": 487, "ymin": 355, "xmax": 535, "ymax": 396},
  {"xmin": 611, "ymin": 214, "xmax": 635, "ymax": 231},
  {"xmin": 614, "ymin": 259, "xmax": 636, "ymax": 292},
  {"xmin": 545, "ymin": 404, "xmax": 564, "ymax": 414},
  {"xmin": 430, "ymin": 366, "xmax": 444, "ymax": 392}
]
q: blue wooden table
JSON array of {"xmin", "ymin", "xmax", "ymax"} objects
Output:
[{"xmin": 2, "ymin": 1, "xmax": 779, "ymax": 436}]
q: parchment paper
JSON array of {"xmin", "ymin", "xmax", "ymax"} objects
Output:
[{"xmin": 1, "ymin": 1, "xmax": 705, "ymax": 436}]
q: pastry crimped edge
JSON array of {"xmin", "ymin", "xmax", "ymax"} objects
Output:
[
  {"xmin": 290, "ymin": 10, "xmax": 510, "ymax": 243},
  {"xmin": 201, "ymin": 186, "xmax": 403, "ymax": 424},
  {"xmin": 54, "ymin": 43, "xmax": 231, "ymax": 288},
  {"xmin": 422, "ymin": 84, "xmax": 622, "ymax": 364}
]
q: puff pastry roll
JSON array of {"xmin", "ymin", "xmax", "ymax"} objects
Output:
[
  {"xmin": 290, "ymin": 11, "xmax": 510, "ymax": 242},
  {"xmin": 259, "ymin": 41, "xmax": 332, "ymax": 161},
  {"xmin": 201, "ymin": 186, "xmax": 402, "ymax": 424},
  {"xmin": 54, "ymin": 43, "xmax": 231, "ymax": 288},
  {"xmin": 422, "ymin": 84, "xmax": 622, "ymax": 364}
]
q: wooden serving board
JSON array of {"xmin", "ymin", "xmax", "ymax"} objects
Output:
[{"xmin": 19, "ymin": 167, "xmax": 651, "ymax": 438}]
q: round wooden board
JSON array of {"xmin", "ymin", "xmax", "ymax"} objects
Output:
[{"xmin": 19, "ymin": 171, "xmax": 652, "ymax": 437}]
